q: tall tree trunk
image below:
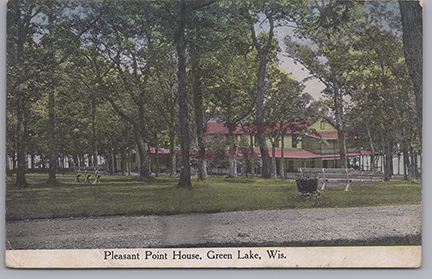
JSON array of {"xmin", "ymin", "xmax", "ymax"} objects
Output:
[
  {"xmin": 47, "ymin": 91, "xmax": 59, "ymax": 184},
  {"xmin": 120, "ymin": 152, "xmax": 125, "ymax": 176},
  {"xmin": 155, "ymin": 147, "xmax": 160, "ymax": 177},
  {"xmin": 16, "ymin": 98, "xmax": 27, "ymax": 187},
  {"xmin": 169, "ymin": 136, "xmax": 176, "ymax": 176},
  {"xmin": 227, "ymin": 125, "xmax": 237, "ymax": 177},
  {"xmin": 333, "ymin": 86, "xmax": 346, "ymax": 168},
  {"xmin": 11, "ymin": 152, "xmax": 16, "ymax": 170},
  {"xmin": 30, "ymin": 151, "xmax": 35, "ymax": 171},
  {"xmin": 13, "ymin": 2, "xmax": 28, "ymax": 187},
  {"xmin": 384, "ymin": 143, "xmax": 393, "ymax": 181},
  {"xmin": 113, "ymin": 151, "xmax": 117, "ymax": 174},
  {"xmin": 191, "ymin": 54, "xmax": 207, "ymax": 181},
  {"xmin": 254, "ymin": 48, "xmax": 272, "ymax": 178},
  {"xmin": 403, "ymin": 148, "xmax": 409, "ymax": 179},
  {"xmin": 281, "ymin": 135, "xmax": 285, "ymax": 178},
  {"xmin": 245, "ymin": 9, "xmax": 274, "ymax": 178},
  {"xmin": 409, "ymin": 145, "xmax": 416, "ymax": 179},
  {"xmin": 272, "ymin": 145, "xmax": 277, "ymax": 177},
  {"xmin": 109, "ymin": 139, "xmax": 114, "ymax": 174},
  {"xmin": 403, "ymin": 148, "xmax": 415, "ymax": 180},
  {"xmin": 400, "ymin": 1, "xmax": 422, "ymax": 179},
  {"xmin": 91, "ymin": 91, "xmax": 98, "ymax": 170},
  {"xmin": 400, "ymin": 0, "xmax": 422, "ymax": 130},
  {"xmin": 137, "ymin": 140, "xmax": 150, "ymax": 178},
  {"xmin": 73, "ymin": 154, "xmax": 78, "ymax": 168},
  {"xmin": 176, "ymin": 34, "xmax": 192, "ymax": 188}
]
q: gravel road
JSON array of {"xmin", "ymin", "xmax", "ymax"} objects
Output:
[{"xmin": 6, "ymin": 205, "xmax": 421, "ymax": 250}]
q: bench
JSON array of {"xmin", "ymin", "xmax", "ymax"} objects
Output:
[
  {"xmin": 299, "ymin": 168, "xmax": 384, "ymax": 191},
  {"xmin": 74, "ymin": 166, "xmax": 107, "ymax": 174},
  {"xmin": 74, "ymin": 166, "xmax": 106, "ymax": 184}
]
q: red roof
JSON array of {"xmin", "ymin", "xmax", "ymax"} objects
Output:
[
  {"xmin": 204, "ymin": 120, "xmax": 358, "ymax": 140},
  {"xmin": 203, "ymin": 119, "xmax": 317, "ymax": 136},
  {"xmin": 147, "ymin": 149, "xmax": 172, "ymax": 155}
]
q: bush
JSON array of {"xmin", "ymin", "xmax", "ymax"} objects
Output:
[{"xmin": 295, "ymin": 173, "xmax": 318, "ymax": 196}]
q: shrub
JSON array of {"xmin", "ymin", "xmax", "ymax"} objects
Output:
[{"xmin": 295, "ymin": 173, "xmax": 318, "ymax": 196}]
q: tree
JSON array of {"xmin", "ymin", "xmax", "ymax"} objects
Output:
[
  {"xmin": 78, "ymin": 0, "xmax": 164, "ymax": 178},
  {"xmin": 151, "ymin": 0, "xmax": 220, "ymax": 187},
  {"xmin": 285, "ymin": 0, "xmax": 366, "ymax": 168},
  {"xmin": 205, "ymin": 47, "xmax": 259, "ymax": 177},
  {"xmin": 399, "ymin": 0, "xmax": 422, "ymax": 150},
  {"xmin": 145, "ymin": 45, "xmax": 179, "ymax": 176},
  {"xmin": 40, "ymin": 19, "xmax": 82, "ymax": 183},
  {"xmin": 267, "ymin": 64, "xmax": 309, "ymax": 177},
  {"xmin": 185, "ymin": 1, "xmax": 253, "ymax": 180},
  {"xmin": 7, "ymin": 0, "xmax": 49, "ymax": 186},
  {"xmin": 240, "ymin": 0, "xmax": 308, "ymax": 178},
  {"xmin": 334, "ymin": 26, "xmax": 416, "ymax": 180}
]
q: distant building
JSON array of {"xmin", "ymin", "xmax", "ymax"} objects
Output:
[
  {"xmin": 115, "ymin": 117, "xmax": 376, "ymax": 176},
  {"xmin": 202, "ymin": 117, "xmax": 373, "ymax": 175}
]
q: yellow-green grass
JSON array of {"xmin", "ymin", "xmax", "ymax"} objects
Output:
[{"xmin": 6, "ymin": 173, "xmax": 421, "ymax": 221}]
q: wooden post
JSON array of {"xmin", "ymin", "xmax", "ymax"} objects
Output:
[
  {"xmin": 321, "ymin": 168, "xmax": 326, "ymax": 190},
  {"xmin": 344, "ymin": 168, "xmax": 351, "ymax": 191}
]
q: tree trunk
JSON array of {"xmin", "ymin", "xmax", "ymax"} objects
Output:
[
  {"xmin": 176, "ymin": 35, "xmax": 192, "ymax": 188},
  {"xmin": 11, "ymin": 152, "xmax": 16, "ymax": 171},
  {"xmin": 409, "ymin": 145, "xmax": 416, "ymax": 179},
  {"xmin": 271, "ymin": 146, "xmax": 277, "ymax": 177},
  {"xmin": 15, "ymin": 93, "xmax": 27, "ymax": 186},
  {"xmin": 254, "ymin": 47, "xmax": 272, "ymax": 178},
  {"xmin": 73, "ymin": 154, "xmax": 78, "ymax": 168},
  {"xmin": 120, "ymin": 152, "xmax": 125, "ymax": 176},
  {"xmin": 247, "ymin": 9, "xmax": 274, "ymax": 179},
  {"xmin": 400, "ymin": 0, "xmax": 422, "ymax": 131},
  {"xmin": 47, "ymin": 91, "xmax": 59, "ymax": 184},
  {"xmin": 229, "ymin": 158, "xmax": 237, "ymax": 177},
  {"xmin": 281, "ymin": 135, "xmax": 285, "ymax": 178},
  {"xmin": 30, "ymin": 151, "xmax": 35, "ymax": 171},
  {"xmin": 137, "ymin": 140, "xmax": 150, "ymax": 178},
  {"xmin": 155, "ymin": 147, "xmax": 160, "ymax": 177},
  {"xmin": 403, "ymin": 148, "xmax": 409, "ymax": 180},
  {"xmin": 113, "ymin": 151, "xmax": 117, "ymax": 174},
  {"xmin": 12, "ymin": 2, "xmax": 28, "ymax": 187},
  {"xmin": 170, "ymin": 136, "xmax": 176, "ymax": 176},
  {"xmin": 333, "ymin": 88, "xmax": 346, "ymax": 168},
  {"xmin": 191, "ymin": 54, "xmax": 207, "ymax": 181},
  {"xmin": 384, "ymin": 143, "xmax": 393, "ymax": 181}
]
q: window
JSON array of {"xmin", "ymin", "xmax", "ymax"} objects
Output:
[
  {"xmin": 292, "ymin": 135, "xmax": 298, "ymax": 148},
  {"xmin": 288, "ymin": 161, "xmax": 294, "ymax": 172},
  {"xmin": 320, "ymin": 120, "xmax": 326, "ymax": 130}
]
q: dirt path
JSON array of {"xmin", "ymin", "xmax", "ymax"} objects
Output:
[{"xmin": 6, "ymin": 205, "xmax": 421, "ymax": 250}]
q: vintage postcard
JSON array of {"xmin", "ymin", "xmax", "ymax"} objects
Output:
[{"xmin": 4, "ymin": 0, "xmax": 422, "ymax": 268}]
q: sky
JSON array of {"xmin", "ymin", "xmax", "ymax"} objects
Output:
[{"xmin": 275, "ymin": 26, "xmax": 326, "ymax": 100}]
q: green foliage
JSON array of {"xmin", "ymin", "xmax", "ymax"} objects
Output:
[
  {"xmin": 268, "ymin": 64, "xmax": 308, "ymax": 121},
  {"xmin": 302, "ymin": 1, "xmax": 367, "ymax": 42},
  {"xmin": 334, "ymin": 26, "xmax": 417, "ymax": 150}
]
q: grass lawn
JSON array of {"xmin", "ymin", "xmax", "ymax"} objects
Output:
[{"xmin": 5, "ymin": 172, "xmax": 422, "ymax": 221}]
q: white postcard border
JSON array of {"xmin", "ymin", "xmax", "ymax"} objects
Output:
[{"xmin": 5, "ymin": 246, "xmax": 421, "ymax": 269}]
